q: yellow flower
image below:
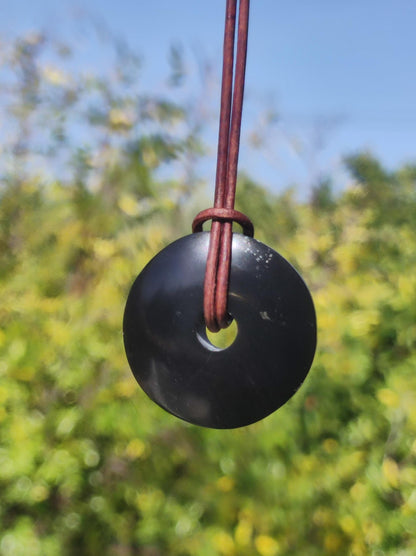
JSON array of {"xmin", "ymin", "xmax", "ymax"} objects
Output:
[
  {"xmin": 382, "ymin": 458, "xmax": 399, "ymax": 488},
  {"xmin": 108, "ymin": 108, "xmax": 133, "ymax": 130},
  {"xmin": 213, "ymin": 531, "xmax": 235, "ymax": 555},
  {"xmin": 125, "ymin": 438, "xmax": 147, "ymax": 460},
  {"xmin": 43, "ymin": 66, "xmax": 69, "ymax": 86},
  {"xmin": 377, "ymin": 388, "xmax": 399, "ymax": 408},
  {"xmin": 255, "ymin": 535, "xmax": 280, "ymax": 556},
  {"xmin": 216, "ymin": 476, "xmax": 235, "ymax": 492},
  {"xmin": 118, "ymin": 193, "xmax": 139, "ymax": 216}
]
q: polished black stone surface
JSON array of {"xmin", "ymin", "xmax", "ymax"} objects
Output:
[{"xmin": 123, "ymin": 232, "xmax": 316, "ymax": 429}]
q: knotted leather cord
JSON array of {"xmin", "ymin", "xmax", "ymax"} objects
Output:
[{"xmin": 192, "ymin": 0, "xmax": 253, "ymax": 333}]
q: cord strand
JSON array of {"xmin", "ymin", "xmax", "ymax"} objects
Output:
[{"xmin": 192, "ymin": 0, "xmax": 251, "ymax": 333}]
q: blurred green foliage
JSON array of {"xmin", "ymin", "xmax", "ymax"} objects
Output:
[{"xmin": 1, "ymin": 32, "xmax": 416, "ymax": 556}]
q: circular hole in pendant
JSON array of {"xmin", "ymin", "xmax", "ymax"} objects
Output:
[{"xmin": 205, "ymin": 319, "xmax": 238, "ymax": 350}]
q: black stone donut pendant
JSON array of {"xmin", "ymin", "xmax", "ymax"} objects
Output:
[{"xmin": 123, "ymin": 232, "xmax": 316, "ymax": 429}]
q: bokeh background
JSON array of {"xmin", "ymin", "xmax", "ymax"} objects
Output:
[{"xmin": 1, "ymin": 1, "xmax": 415, "ymax": 554}]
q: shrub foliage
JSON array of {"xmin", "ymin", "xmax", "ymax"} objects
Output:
[{"xmin": 1, "ymin": 32, "xmax": 415, "ymax": 556}]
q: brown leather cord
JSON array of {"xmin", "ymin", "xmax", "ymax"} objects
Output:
[{"xmin": 192, "ymin": 0, "xmax": 252, "ymax": 333}]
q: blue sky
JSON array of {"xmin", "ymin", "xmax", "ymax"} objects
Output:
[{"xmin": 2, "ymin": 0, "xmax": 416, "ymax": 195}]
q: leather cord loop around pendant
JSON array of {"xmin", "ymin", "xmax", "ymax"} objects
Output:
[{"xmin": 192, "ymin": 208, "xmax": 254, "ymax": 238}]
